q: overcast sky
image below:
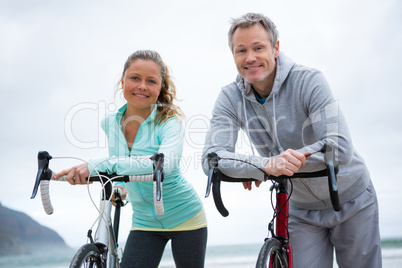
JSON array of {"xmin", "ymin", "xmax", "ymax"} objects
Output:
[{"xmin": 1, "ymin": 0, "xmax": 401, "ymax": 249}]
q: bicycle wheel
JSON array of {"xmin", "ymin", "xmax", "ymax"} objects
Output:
[
  {"xmin": 256, "ymin": 238, "xmax": 288, "ymax": 268},
  {"xmin": 70, "ymin": 243, "xmax": 104, "ymax": 268}
]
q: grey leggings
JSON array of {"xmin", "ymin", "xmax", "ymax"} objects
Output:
[{"xmin": 120, "ymin": 227, "xmax": 207, "ymax": 268}]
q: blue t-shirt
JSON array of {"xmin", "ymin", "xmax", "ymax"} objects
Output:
[{"xmin": 253, "ymin": 89, "xmax": 268, "ymax": 104}]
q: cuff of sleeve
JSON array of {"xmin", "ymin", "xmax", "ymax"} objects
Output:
[
  {"xmin": 87, "ymin": 158, "xmax": 106, "ymax": 175},
  {"xmin": 260, "ymin": 157, "xmax": 271, "ymax": 181}
]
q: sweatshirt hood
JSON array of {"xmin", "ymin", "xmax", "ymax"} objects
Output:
[{"xmin": 236, "ymin": 51, "xmax": 296, "ymax": 99}]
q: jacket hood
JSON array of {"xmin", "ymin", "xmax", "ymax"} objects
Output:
[{"xmin": 235, "ymin": 51, "xmax": 296, "ymax": 98}]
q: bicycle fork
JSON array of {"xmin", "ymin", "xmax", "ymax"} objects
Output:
[
  {"xmin": 93, "ymin": 181, "xmax": 120, "ymax": 268},
  {"xmin": 94, "ymin": 201, "xmax": 116, "ymax": 265},
  {"xmin": 274, "ymin": 179, "xmax": 293, "ymax": 268}
]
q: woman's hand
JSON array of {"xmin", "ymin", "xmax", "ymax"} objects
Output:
[
  {"xmin": 112, "ymin": 186, "xmax": 127, "ymax": 206},
  {"xmin": 54, "ymin": 163, "xmax": 90, "ymax": 185}
]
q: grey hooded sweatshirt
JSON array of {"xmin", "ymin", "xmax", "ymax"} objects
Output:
[{"xmin": 202, "ymin": 52, "xmax": 371, "ymax": 210}]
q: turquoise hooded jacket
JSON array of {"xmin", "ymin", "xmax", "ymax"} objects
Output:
[{"xmin": 88, "ymin": 104, "xmax": 203, "ymax": 229}]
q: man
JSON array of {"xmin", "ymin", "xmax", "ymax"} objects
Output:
[{"xmin": 202, "ymin": 12, "xmax": 381, "ymax": 267}]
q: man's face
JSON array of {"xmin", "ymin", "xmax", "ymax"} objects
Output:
[{"xmin": 232, "ymin": 23, "xmax": 279, "ymax": 93}]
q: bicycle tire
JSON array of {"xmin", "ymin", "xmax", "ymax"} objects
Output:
[
  {"xmin": 256, "ymin": 238, "xmax": 288, "ymax": 268},
  {"xmin": 70, "ymin": 243, "xmax": 105, "ymax": 268}
]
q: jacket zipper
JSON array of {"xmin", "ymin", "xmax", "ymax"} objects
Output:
[{"xmin": 260, "ymin": 104, "xmax": 280, "ymax": 154}]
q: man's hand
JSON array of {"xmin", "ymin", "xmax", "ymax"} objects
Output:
[
  {"xmin": 242, "ymin": 180, "xmax": 263, "ymax": 191},
  {"xmin": 241, "ymin": 149, "xmax": 310, "ymax": 191},
  {"xmin": 264, "ymin": 149, "xmax": 307, "ymax": 177}
]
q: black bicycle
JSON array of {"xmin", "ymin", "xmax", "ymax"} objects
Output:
[{"xmin": 205, "ymin": 143, "xmax": 341, "ymax": 268}]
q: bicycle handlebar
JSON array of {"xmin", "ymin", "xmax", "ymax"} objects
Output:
[
  {"xmin": 205, "ymin": 143, "xmax": 341, "ymax": 217},
  {"xmin": 30, "ymin": 151, "xmax": 165, "ymax": 216}
]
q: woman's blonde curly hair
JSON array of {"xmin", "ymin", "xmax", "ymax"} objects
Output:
[{"xmin": 118, "ymin": 50, "xmax": 183, "ymax": 124}]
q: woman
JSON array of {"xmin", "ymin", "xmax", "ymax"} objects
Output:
[{"xmin": 55, "ymin": 50, "xmax": 207, "ymax": 268}]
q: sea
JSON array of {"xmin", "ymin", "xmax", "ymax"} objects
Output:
[{"xmin": 1, "ymin": 239, "xmax": 401, "ymax": 267}]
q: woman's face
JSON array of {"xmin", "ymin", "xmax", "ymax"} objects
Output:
[{"xmin": 121, "ymin": 59, "xmax": 162, "ymax": 111}]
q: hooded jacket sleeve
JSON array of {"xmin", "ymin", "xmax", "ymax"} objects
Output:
[
  {"xmin": 296, "ymin": 69, "xmax": 354, "ymax": 172},
  {"xmin": 202, "ymin": 87, "xmax": 270, "ymax": 181}
]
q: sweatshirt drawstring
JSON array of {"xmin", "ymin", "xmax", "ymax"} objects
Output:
[
  {"xmin": 243, "ymin": 95, "xmax": 256, "ymax": 156},
  {"xmin": 272, "ymin": 94, "xmax": 284, "ymax": 153},
  {"xmin": 243, "ymin": 93, "xmax": 284, "ymax": 156}
]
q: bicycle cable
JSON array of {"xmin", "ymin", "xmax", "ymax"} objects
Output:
[
  {"xmin": 85, "ymin": 155, "xmax": 152, "ymax": 242},
  {"xmin": 269, "ymin": 179, "xmax": 293, "ymax": 241},
  {"xmin": 51, "ymin": 155, "xmax": 152, "ymax": 243},
  {"xmin": 213, "ymin": 155, "xmax": 294, "ymax": 242},
  {"xmin": 215, "ymin": 156, "xmax": 270, "ymax": 177},
  {"xmin": 51, "ymin": 156, "xmax": 113, "ymax": 237}
]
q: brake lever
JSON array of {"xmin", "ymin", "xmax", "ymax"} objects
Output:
[
  {"xmin": 31, "ymin": 151, "xmax": 53, "ymax": 199},
  {"xmin": 205, "ymin": 152, "xmax": 219, "ymax": 198},
  {"xmin": 151, "ymin": 153, "xmax": 164, "ymax": 202},
  {"xmin": 324, "ymin": 144, "xmax": 342, "ymax": 211}
]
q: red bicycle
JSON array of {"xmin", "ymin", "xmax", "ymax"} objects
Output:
[{"xmin": 205, "ymin": 143, "xmax": 341, "ymax": 268}]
